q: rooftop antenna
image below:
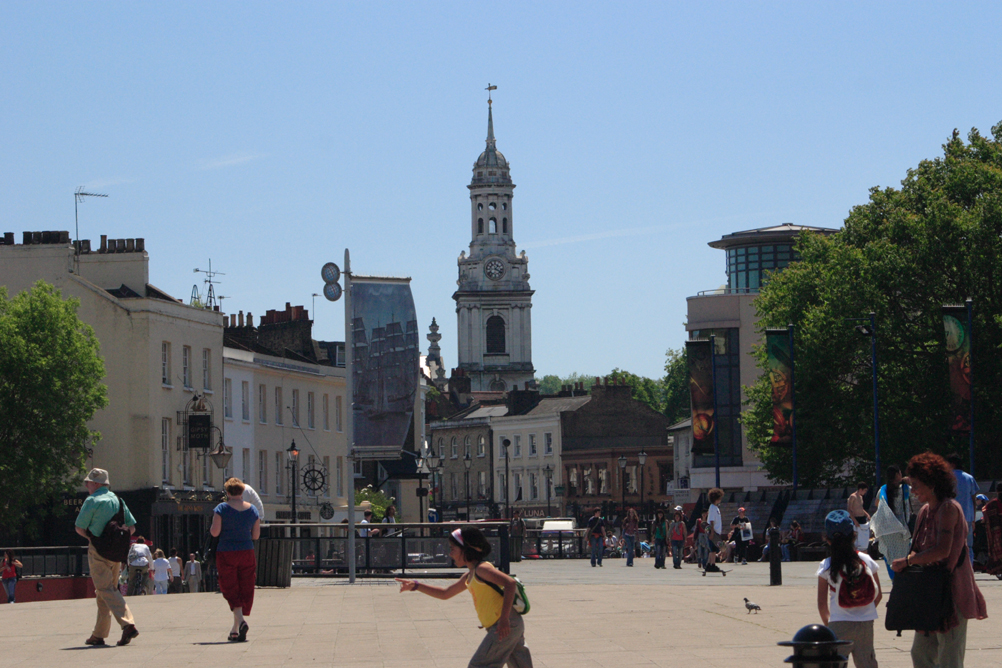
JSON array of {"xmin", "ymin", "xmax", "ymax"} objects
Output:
[
  {"xmin": 74, "ymin": 187, "xmax": 108, "ymax": 275},
  {"xmin": 193, "ymin": 259, "xmax": 225, "ymax": 309}
]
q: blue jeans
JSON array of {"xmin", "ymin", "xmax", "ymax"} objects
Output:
[
  {"xmin": 590, "ymin": 536, "xmax": 603, "ymax": 565},
  {"xmin": 671, "ymin": 539, "xmax": 685, "ymax": 568},
  {"xmin": 624, "ymin": 534, "xmax": 636, "ymax": 565},
  {"xmin": 654, "ymin": 540, "xmax": 667, "ymax": 568},
  {"xmin": 2, "ymin": 578, "xmax": 15, "ymax": 603}
]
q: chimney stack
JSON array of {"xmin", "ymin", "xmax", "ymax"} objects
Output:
[
  {"xmin": 100, "ymin": 235, "xmax": 107, "ymax": 252},
  {"xmin": 247, "ymin": 313, "xmax": 253, "ymax": 327},
  {"xmin": 238, "ymin": 311, "xmax": 245, "ymax": 327}
]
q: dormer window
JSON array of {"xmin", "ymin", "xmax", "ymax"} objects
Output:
[{"xmin": 489, "ymin": 218, "xmax": 497, "ymax": 234}]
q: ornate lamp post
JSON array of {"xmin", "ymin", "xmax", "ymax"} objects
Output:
[
  {"xmin": 286, "ymin": 440, "xmax": 300, "ymax": 524},
  {"xmin": 416, "ymin": 453, "xmax": 426, "ymax": 528},
  {"xmin": 543, "ymin": 464, "xmax": 553, "ymax": 517},
  {"xmin": 637, "ymin": 449, "xmax": 648, "ymax": 514},
  {"xmin": 427, "ymin": 449, "xmax": 441, "ymax": 519},
  {"xmin": 464, "ymin": 452, "xmax": 473, "ymax": 521},
  {"xmin": 618, "ymin": 454, "xmax": 627, "ymax": 512}
]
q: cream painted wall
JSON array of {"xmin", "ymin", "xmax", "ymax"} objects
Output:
[{"xmin": 492, "ymin": 413, "xmax": 562, "ymax": 511}]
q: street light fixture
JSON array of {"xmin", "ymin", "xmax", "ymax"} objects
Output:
[
  {"xmin": 618, "ymin": 455, "xmax": 627, "ymax": 512},
  {"xmin": 287, "ymin": 440, "xmax": 300, "ymax": 525},
  {"xmin": 463, "ymin": 452, "xmax": 473, "ymax": 521},
  {"xmin": 637, "ymin": 450, "xmax": 647, "ymax": 514},
  {"xmin": 845, "ymin": 312, "xmax": 882, "ymax": 491},
  {"xmin": 501, "ymin": 439, "xmax": 511, "ymax": 519},
  {"xmin": 543, "ymin": 464, "xmax": 553, "ymax": 517},
  {"xmin": 427, "ymin": 449, "xmax": 441, "ymax": 517},
  {"xmin": 416, "ymin": 453, "xmax": 426, "ymax": 528}
]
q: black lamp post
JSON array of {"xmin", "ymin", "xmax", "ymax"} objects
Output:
[
  {"xmin": 463, "ymin": 452, "xmax": 473, "ymax": 521},
  {"xmin": 543, "ymin": 464, "xmax": 553, "ymax": 517},
  {"xmin": 287, "ymin": 440, "xmax": 300, "ymax": 524},
  {"xmin": 637, "ymin": 450, "xmax": 647, "ymax": 514},
  {"xmin": 427, "ymin": 449, "xmax": 441, "ymax": 521},
  {"xmin": 502, "ymin": 438, "xmax": 511, "ymax": 519},
  {"xmin": 846, "ymin": 312, "xmax": 882, "ymax": 491},
  {"xmin": 618, "ymin": 454, "xmax": 627, "ymax": 512},
  {"xmin": 416, "ymin": 453, "xmax": 426, "ymax": 528}
]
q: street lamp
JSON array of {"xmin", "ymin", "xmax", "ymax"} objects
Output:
[
  {"xmin": 416, "ymin": 453, "xmax": 426, "ymax": 528},
  {"xmin": 463, "ymin": 452, "xmax": 473, "ymax": 521},
  {"xmin": 846, "ymin": 312, "xmax": 882, "ymax": 491},
  {"xmin": 543, "ymin": 464, "xmax": 553, "ymax": 517},
  {"xmin": 287, "ymin": 440, "xmax": 300, "ymax": 524},
  {"xmin": 637, "ymin": 450, "xmax": 647, "ymax": 514},
  {"xmin": 618, "ymin": 455, "xmax": 627, "ymax": 512},
  {"xmin": 502, "ymin": 439, "xmax": 511, "ymax": 519},
  {"xmin": 427, "ymin": 449, "xmax": 441, "ymax": 519}
]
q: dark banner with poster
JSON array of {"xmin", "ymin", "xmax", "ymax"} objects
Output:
[
  {"xmin": 942, "ymin": 305, "xmax": 971, "ymax": 432},
  {"xmin": 765, "ymin": 330, "xmax": 794, "ymax": 445},
  {"xmin": 352, "ymin": 279, "xmax": 419, "ymax": 456},
  {"xmin": 686, "ymin": 339, "xmax": 715, "ymax": 455}
]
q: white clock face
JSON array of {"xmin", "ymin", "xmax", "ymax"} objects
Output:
[{"xmin": 484, "ymin": 258, "xmax": 506, "ymax": 281}]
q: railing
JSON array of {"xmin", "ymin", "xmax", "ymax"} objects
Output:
[
  {"xmin": 518, "ymin": 529, "xmax": 649, "ymax": 559},
  {"xmin": 0, "ymin": 546, "xmax": 89, "ymax": 578},
  {"xmin": 693, "ymin": 287, "xmax": 759, "ymax": 296},
  {"xmin": 261, "ymin": 521, "xmax": 510, "ymax": 576}
]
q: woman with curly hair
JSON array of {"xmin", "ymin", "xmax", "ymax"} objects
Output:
[{"xmin": 891, "ymin": 452, "xmax": 986, "ymax": 667}]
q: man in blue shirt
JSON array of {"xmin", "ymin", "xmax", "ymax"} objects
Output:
[
  {"xmin": 74, "ymin": 468, "xmax": 139, "ymax": 647},
  {"xmin": 946, "ymin": 454, "xmax": 979, "ymax": 562}
]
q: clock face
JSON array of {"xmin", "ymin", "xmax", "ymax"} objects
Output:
[{"xmin": 484, "ymin": 258, "xmax": 506, "ymax": 281}]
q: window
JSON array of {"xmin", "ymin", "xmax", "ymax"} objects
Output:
[
  {"xmin": 478, "ymin": 471, "xmax": 486, "ymax": 498},
  {"xmin": 544, "ymin": 433, "xmax": 553, "ymax": 455},
  {"xmin": 161, "ymin": 418, "xmax": 171, "ymax": 484},
  {"xmin": 498, "ymin": 436, "xmax": 507, "ymax": 458},
  {"xmin": 161, "ymin": 342, "xmax": 171, "ymax": 385},
  {"xmin": 502, "ymin": 218, "xmax": 508, "ymax": 234},
  {"xmin": 486, "ymin": 316, "xmax": 505, "ymax": 353},
  {"xmin": 529, "ymin": 434, "xmax": 536, "ymax": 456},
  {"xmin": 599, "ymin": 468, "xmax": 609, "ymax": 495},
  {"xmin": 353, "ymin": 459, "xmax": 362, "ymax": 476},
  {"xmin": 436, "ymin": 437, "xmax": 444, "ymax": 459},
  {"xmin": 568, "ymin": 467, "xmax": 578, "ymax": 496},
  {"xmin": 202, "ymin": 348, "xmax": 211, "ymax": 390},
  {"xmin": 241, "ymin": 381, "xmax": 250, "ymax": 421},
  {"xmin": 489, "ymin": 218, "xmax": 497, "ymax": 233},
  {"xmin": 629, "ymin": 465, "xmax": 639, "ymax": 493},
  {"xmin": 488, "ymin": 202, "xmax": 496, "ymax": 211},
  {"xmin": 464, "ymin": 436, "xmax": 471, "ymax": 458},
  {"xmin": 307, "ymin": 392, "xmax": 315, "ymax": 429},
  {"xmin": 202, "ymin": 450, "xmax": 211, "ymax": 487},
  {"xmin": 502, "ymin": 202, "xmax": 507, "ymax": 210},
  {"xmin": 275, "ymin": 387, "xmax": 283, "ymax": 425},
  {"xmin": 242, "ymin": 449, "xmax": 251, "ymax": 484},
  {"xmin": 478, "ymin": 435, "xmax": 485, "ymax": 457},
  {"xmin": 223, "ymin": 378, "xmax": 233, "ymax": 418},
  {"xmin": 478, "ymin": 218, "xmax": 484, "ymax": 234},
  {"xmin": 514, "ymin": 473, "xmax": 523, "ymax": 501},
  {"xmin": 323, "ymin": 456, "xmax": 330, "ymax": 498},
  {"xmin": 477, "ymin": 203, "xmax": 483, "ymax": 211},
  {"xmin": 336, "ymin": 456, "xmax": 344, "ymax": 497},
  {"xmin": 583, "ymin": 467, "xmax": 594, "ymax": 495},
  {"xmin": 275, "ymin": 452, "xmax": 283, "ymax": 496},
  {"xmin": 259, "ymin": 384, "xmax": 267, "ymax": 423},
  {"xmin": 530, "ymin": 473, "xmax": 538, "ymax": 500},
  {"xmin": 659, "ymin": 462, "xmax": 673, "ymax": 494},
  {"xmin": 182, "ymin": 346, "xmax": 191, "ymax": 388},
  {"xmin": 258, "ymin": 451, "xmax": 268, "ymax": 494},
  {"xmin": 323, "ymin": 394, "xmax": 329, "ymax": 430},
  {"xmin": 450, "ymin": 473, "xmax": 457, "ymax": 500},
  {"xmin": 451, "ymin": 437, "xmax": 458, "ymax": 458},
  {"xmin": 182, "ymin": 446, "xmax": 191, "ymax": 486},
  {"xmin": 335, "ymin": 396, "xmax": 343, "ymax": 432},
  {"xmin": 513, "ymin": 435, "xmax": 521, "ymax": 457},
  {"xmin": 291, "ymin": 390, "xmax": 300, "ymax": 426}
]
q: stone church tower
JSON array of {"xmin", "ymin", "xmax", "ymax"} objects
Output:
[{"xmin": 453, "ymin": 97, "xmax": 534, "ymax": 392}]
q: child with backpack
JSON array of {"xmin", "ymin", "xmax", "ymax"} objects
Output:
[
  {"xmin": 817, "ymin": 510, "xmax": 882, "ymax": 668},
  {"xmin": 397, "ymin": 527, "xmax": 532, "ymax": 667}
]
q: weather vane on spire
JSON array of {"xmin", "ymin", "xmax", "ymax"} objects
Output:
[{"xmin": 486, "ymin": 83, "xmax": 497, "ymax": 104}]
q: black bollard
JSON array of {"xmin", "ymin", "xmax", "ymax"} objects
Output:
[
  {"xmin": 777, "ymin": 624, "xmax": 851, "ymax": 668},
  {"xmin": 769, "ymin": 527, "xmax": 782, "ymax": 586}
]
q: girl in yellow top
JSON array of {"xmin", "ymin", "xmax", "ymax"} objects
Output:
[{"xmin": 397, "ymin": 527, "xmax": 532, "ymax": 668}]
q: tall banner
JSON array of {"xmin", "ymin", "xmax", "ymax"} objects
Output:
[
  {"xmin": 351, "ymin": 279, "xmax": 419, "ymax": 456},
  {"xmin": 765, "ymin": 330, "xmax": 794, "ymax": 445},
  {"xmin": 686, "ymin": 339, "xmax": 715, "ymax": 455},
  {"xmin": 942, "ymin": 306, "xmax": 971, "ymax": 432}
]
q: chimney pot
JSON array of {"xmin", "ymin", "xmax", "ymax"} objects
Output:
[
  {"xmin": 116, "ymin": 239, "xmax": 125, "ymax": 253},
  {"xmin": 224, "ymin": 315, "xmax": 229, "ymax": 327},
  {"xmin": 214, "ymin": 305, "xmax": 219, "ymax": 312},
  {"xmin": 107, "ymin": 239, "xmax": 117, "ymax": 252},
  {"xmin": 100, "ymin": 235, "xmax": 107, "ymax": 252},
  {"xmin": 135, "ymin": 238, "xmax": 145, "ymax": 252},
  {"xmin": 125, "ymin": 239, "xmax": 135, "ymax": 252},
  {"xmin": 32, "ymin": 232, "xmax": 42, "ymax": 244},
  {"xmin": 3, "ymin": 233, "xmax": 13, "ymax": 245},
  {"xmin": 238, "ymin": 311, "xmax": 245, "ymax": 327},
  {"xmin": 247, "ymin": 313, "xmax": 253, "ymax": 327},
  {"xmin": 59, "ymin": 231, "xmax": 70, "ymax": 243}
]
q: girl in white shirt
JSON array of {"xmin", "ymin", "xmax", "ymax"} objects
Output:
[{"xmin": 151, "ymin": 549, "xmax": 173, "ymax": 595}]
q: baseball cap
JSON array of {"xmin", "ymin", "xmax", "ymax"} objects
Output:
[{"xmin": 825, "ymin": 510, "xmax": 855, "ymax": 539}]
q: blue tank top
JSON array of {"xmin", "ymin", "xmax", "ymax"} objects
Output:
[{"xmin": 214, "ymin": 503, "xmax": 260, "ymax": 552}]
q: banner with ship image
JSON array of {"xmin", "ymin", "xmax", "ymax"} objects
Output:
[
  {"xmin": 685, "ymin": 339, "xmax": 715, "ymax": 456},
  {"xmin": 351, "ymin": 279, "xmax": 419, "ymax": 457}
]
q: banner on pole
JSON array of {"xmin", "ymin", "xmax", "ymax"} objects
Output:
[
  {"xmin": 686, "ymin": 339, "xmax": 715, "ymax": 455},
  {"xmin": 942, "ymin": 305, "xmax": 971, "ymax": 432},
  {"xmin": 351, "ymin": 279, "xmax": 419, "ymax": 458},
  {"xmin": 765, "ymin": 329, "xmax": 794, "ymax": 445}
]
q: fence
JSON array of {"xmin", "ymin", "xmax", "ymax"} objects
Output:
[{"xmin": 1, "ymin": 546, "xmax": 89, "ymax": 578}]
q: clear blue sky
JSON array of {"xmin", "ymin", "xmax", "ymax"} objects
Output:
[{"xmin": 3, "ymin": 2, "xmax": 1001, "ymax": 380}]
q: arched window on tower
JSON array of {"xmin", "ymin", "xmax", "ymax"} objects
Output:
[
  {"xmin": 502, "ymin": 218, "xmax": 508, "ymax": 234},
  {"xmin": 489, "ymin": 218, "xmax": 497, "ymax": 234},
  {"xmin": 486, "ymin": 316, "xmax": 505, "ymax": 353},
  {"xmin": 478, "ymin": 218, "xmax": 484, "ymax": 234}
]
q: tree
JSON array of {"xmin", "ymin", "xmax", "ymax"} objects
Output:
[
  {"xmin": 0, "ymin": 282, "xmax": 108, "ymax": 536},
  {"xmin": 608, "ymin": 368, "xmax": 665, "ymax": 413},
  {"xmin": 535, "ymin": 372, "xmax": 597, "ymax": 395},
  {"xmin": 355, "ymin": 485, "xmax": 395, "ymax": 521},
  {"xmin": 745, "ymin": 123, "xmax": 1002, "ymax": 486},
  {"xmin": 662, "ymin": 347, "xmax": 689, "ymax": 425}
]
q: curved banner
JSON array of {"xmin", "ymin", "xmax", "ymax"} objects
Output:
[
  {"xmin": 352, "ymin": 279, "xmax": 419, "ymax": 456},
  {"xmin": 686, "ymin": 339, "xmax": 715, "ymax": 455},
  {"xmin": 765, "ymin": 330, "xmax": 794, "ymax": 445},
  {"xmin": 942, "ymin": 306, "xmax": 971, "ymax": 432}
]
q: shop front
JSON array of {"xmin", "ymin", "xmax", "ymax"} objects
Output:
[{"xmin": 151, "ymin": 489, "xmax": 224, "ymax": 558}]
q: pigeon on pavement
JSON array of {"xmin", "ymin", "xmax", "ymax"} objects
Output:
[{"xmin": 744, "ymin": 598, "xmax": 761, "ymax": 614}]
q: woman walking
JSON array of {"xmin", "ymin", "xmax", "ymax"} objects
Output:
[
  {"xmin": 2, "ymin": 551, "xmax": 22, "ymax": 603},
  {"xmin": 396, "ymin": 527, "xmax": 532, "ymax": 667},
  {"xmin": 151, "ymin": 549, "xmax": 172, "ymax": 594},
  {"xmin": 651, "ymin": 509, "xmax": 669, "ymax": 569},
  {"xmin": 669, "ymin": 509, "xmax": 688, "ymax": 569},
  {"xmin": 872, "ymin": 464, "xmax": 911, "ymax": 580},
  {"xmin": 210, "ymin": 477, "xmax": 261, "ymax": 642},
  {"xmin": 890, "ymin": 452, "xmax": 986, "ymax": 668}
]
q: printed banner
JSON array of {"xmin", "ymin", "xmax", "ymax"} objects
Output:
[
  {"xmin": 765, "ymin": 330, "xmax": 794, "ymax": 445},
  {"xmin": 352, "ymin": 279, "xmax": 419, "ymax": 455},
  {"xmin": 686, "ymin": 339, "xmax": 715, "ymax": 455},
  {"xmin": 942, "ymin": 306, "xmax": 971, "ymax": 432}
]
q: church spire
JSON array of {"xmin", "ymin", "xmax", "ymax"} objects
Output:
[{"xmin": 486, "ymin": 100, "xmax": 496, "ymax": 148}]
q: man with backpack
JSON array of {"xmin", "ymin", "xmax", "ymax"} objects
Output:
[{"xmin": 74, "ymin": 468, "xmax": 140, "ymax": 647}]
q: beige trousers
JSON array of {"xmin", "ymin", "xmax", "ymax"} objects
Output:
[
  {"xmin": 88, "ymin": 546, "xmax": 135, "ymax": 639},
  {"xmin": 911, "ymin": 614, "xmax": 968, "ymax": 668}
]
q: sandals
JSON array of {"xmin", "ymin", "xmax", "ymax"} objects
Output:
[
  {"xmin": 237, "ymin": 621, "xmax": 249, "ymax": 642},
  {"xmin": 227, "ymin": 632, "xmax": 240, "ymax": 642}
]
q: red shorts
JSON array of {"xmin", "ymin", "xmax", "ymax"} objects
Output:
[{"xmin": 215, "ymin": 549, "xmax": 256, "ymax": 615}]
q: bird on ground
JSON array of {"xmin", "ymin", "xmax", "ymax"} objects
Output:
[{"xmin": 744, "ymin": 598, "xmax": 761, "ymax": 614}]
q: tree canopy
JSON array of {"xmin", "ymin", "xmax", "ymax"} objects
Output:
[
  {"xmin": 744, "ymin": 123, "xmax": 1002, "ymax": 486},
  {"xmin": 0, "ymin": 282, "xmax": 108, "ymax": 536}
]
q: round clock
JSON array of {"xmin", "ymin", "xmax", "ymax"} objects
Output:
[{"xmin": 484, "ymin": 258, "xmax": 506, "ymax": 281}]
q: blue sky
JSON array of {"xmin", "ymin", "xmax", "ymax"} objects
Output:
[{"xmin": 3, "ymin": 2, "xmax": 1001, "ymax": 379}]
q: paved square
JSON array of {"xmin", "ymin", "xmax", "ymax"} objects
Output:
[{"xmin": 0, "ymin": 560, "xmax": 998, "ymax": 667}]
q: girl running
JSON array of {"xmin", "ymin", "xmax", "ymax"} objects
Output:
[{"xmin": 397, "ymin": 527, "xmax": 532, "ymax": 668}]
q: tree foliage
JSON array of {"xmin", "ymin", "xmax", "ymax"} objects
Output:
[
  {"xmin": 355, "ymin": 485, "xmax": 395, "ymax": 521},
  {"xmin": 0, "ymin": 282, "xmax": 108, "ymax": 536},
  {"xmin": 745, "ymin": 123, "xmax": 1002, "ymax": 486}
]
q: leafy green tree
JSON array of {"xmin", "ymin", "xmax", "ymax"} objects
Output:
[
  {"xmin": 662, "ymin": 347, "xmax": 690, "ymax": 425},
  {"xmin": 355, "ymin": 485, "xmax": 395, "ymax": 521},
  {"xmin": 0, "ymin": 282, "xmax": 108, "ymax": 536},
  {"xmin": 537, "ymin": 374, "xmax": 562, "ymax": 395},
  {"xmin": 608, "ymin": 368, "xmax": 665, "ymax": 413},
  {"xmin": 745, "ymin": 123, "xmax": 1002, "ymax": 486}
]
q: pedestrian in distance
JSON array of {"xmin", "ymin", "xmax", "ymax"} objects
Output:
[
  {"xmin": 848, "ymin": 482, "xmax": 872, "ymax": 552},
  {"xmin": 126, "ymin": 537, "xmax": 153, "ymax": 595},
  {"xmin": 729, "ymin": 507, "xmax": 752, "ymax": 565},
  {"xmin": 651, "ymin": 508, "xmax": 669, "ymax": 569},
  {"xmin": 396, "ymin": 527, "xmax": 532, "ymax": 668},
  {"xmin": 669, "ymin": 509, "xmax": 688, "ymax": 569},
  {"xmin": 872, "ymin": 465, "xmax": 912, "ymax": 581},
  {"xmin": 151, "ymin": 549, "xmax": 172, "ymax": 594},
  {"xmin": 759, "ymin": 518, "xmax": 790, "ymax": 562},
  {"xmin": 210, "ymin": 477, "xmax": 261, "ymax": 642},
  {"xmin": 2, "ymin": 550, "xmax": 22, "ymax": 603},
  {"xmin": 587, "ymin": 507, "xmax": 605, "ymax": 567},
  {"xmin": 167, "ymin": 548, "xmax": 183, "ymax": 593},
  {"xmin": 74, "ymin": 468, "xmax": 139, "ymax": 647},
  {"xmin": 622, "ymin": 507, "xmax": 639, "ymax": 566},
  {"xmin": 817, "ymin": 510, "xmax": 882, "ymax": 668},
  {"xmin": 890, "ymin": 452, "xmax": 986, "ymax": 668},
  {"xmin": 509, "ymin": 509, "xmax": 526, "ymax": 563},
  {"xmin": 945, "ymin": 453, "xmax": 980, "ymax": 563},
  {"xmin": 696, "ymin": 510, "xmax": 710, "ymax": 569},
  {"xmin": 183, "ymin": 553, "xmax": 202, "ymax": 593},
  {"xmin": 704, "ymin": 488, "xmax": 725, "ymax": 572}
]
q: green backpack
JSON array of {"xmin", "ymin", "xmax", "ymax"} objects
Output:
[{"xmin": 485, "ymin": 575, "xmax": 530, "ymax": 615}]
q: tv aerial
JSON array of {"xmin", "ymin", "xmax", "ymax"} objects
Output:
[{"xmin": 191, "ymin": 259, "xmax": 225, "ymax": 309}]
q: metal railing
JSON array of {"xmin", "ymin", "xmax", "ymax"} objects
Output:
[{"xmin": 0, "ymin": 546, "xmax": 89, "ymax": 578}]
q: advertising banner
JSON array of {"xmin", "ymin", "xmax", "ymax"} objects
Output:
[
  {"xmin": 942, "ymin": 306, "xmax": 971, "ymax": 432},
  {"xmin": 765, "ymin": 330, "xmax": 794, "ymax": 445},
  {"xmin": 351, "ymin": 279, "xmax": 419, "ymax": 455},
  {"xmin": 685, "ymin": 339, "xmax": 715, "ymax": 455}
]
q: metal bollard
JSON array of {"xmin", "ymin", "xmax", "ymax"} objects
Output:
[
  {"xmin": 777, "ymin": 624, "xmax": 851, "ymax": 668},
  {"xmin": 769, "ymin": 527, "xmax": 782, "ymax": 586}
]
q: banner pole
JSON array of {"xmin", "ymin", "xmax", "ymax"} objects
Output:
[
  {"xmin": 345, "ymin": 248, "xmax": 356, "ymax": 584},
  {"xmin": 967, "ymin": 298, "xmax": 974, "ymax": 477},
  {"xmin": 870, "ymin": 312, "xmax": 881, "ymax": 492},
  {"xmin": 711, "ymin": 335, "xmax": 720, "ymax": 489},
  {"xmin": 788, "ymin": 324, "xmax": 798, "ymax": 491}
]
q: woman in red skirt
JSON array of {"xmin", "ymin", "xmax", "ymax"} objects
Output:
[{"xmin": 210, "ymin": 478, "xmax": 261, "ymax": 642}]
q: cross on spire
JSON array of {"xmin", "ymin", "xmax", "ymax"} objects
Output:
[{"xmin": 486, "ymin": 83, "xmax": 497, "ymax": 104}]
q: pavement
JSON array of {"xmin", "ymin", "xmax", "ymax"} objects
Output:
[{"xmin": 0, "ymin": 559, "xmax": 999, "ymax": 667}]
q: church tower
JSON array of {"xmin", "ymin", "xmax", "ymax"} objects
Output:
[{"xmin": 453, "ymin": 93, "xmax": 534, "ymax": 392}]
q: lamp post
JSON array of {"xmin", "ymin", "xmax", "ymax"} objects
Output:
[
  {"xmin": 427, "ymin": 449, "xmax": 441, "ymax": 522},
  {"xmin": 416, "ymin": 453, "xmax": 426, "ymax": 529},
  {"xmin": 543, "ymin": 465, "xmax": 553, "ymax": 517},
  {"xmin": 463, "ymin": 452, "xmax": 473, "ymax": 521},
  {"xmin": 618, "ymin": 455, "xmax": 627, "ymax": 513},
  {"xmin": 287, "ymin": 440, "xmax": 300, "ymax": 524},
  {"xmin": 502, "ymin": 438, "xmax": 511, "ymax": 519},
  {"xmin": 846, "ymin": 312, "xmax": 882, "ymax": 491},
  {"xmin": 637, "ymin": 450, "xmax": 647, "ymax": 514}
]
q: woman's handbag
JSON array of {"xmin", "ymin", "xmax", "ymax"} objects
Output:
[
  {"xmin": 201, "ymin": 532, "xmax": 219, "ymax": 568},
  {"xmin": 885, "ymin": 540, "xmax": 966, "ymax": 632}
]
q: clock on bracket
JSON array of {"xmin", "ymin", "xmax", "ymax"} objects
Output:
[{"xmin": 484, "ymin": 258, "xmax": 506, "ymax": 281}]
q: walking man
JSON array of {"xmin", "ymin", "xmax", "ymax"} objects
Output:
[
  {"xmin": 183, "ymin": 553, "xmax": 203, "ymax": 592},
  {"xmin": 587, "ymin": 508, "xmax": 606, "ymax": 567},
  {"xmin": 509, "ymin": 509, "xmax": 526, "ymax": 563},
  {"xmin": 946, "ymin": 453, "xmax": 980, "ymax": 561},
  {"xmin": 168, "ymin": 548, "xmax": 183, "ymax": 593},
  {"xmin": 848, "ymin": 482, "xmax": 871, "ymax": 551},
  {"xmin": 74, "ymin": 468, "xmax": 139, "ymax": 647}
]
